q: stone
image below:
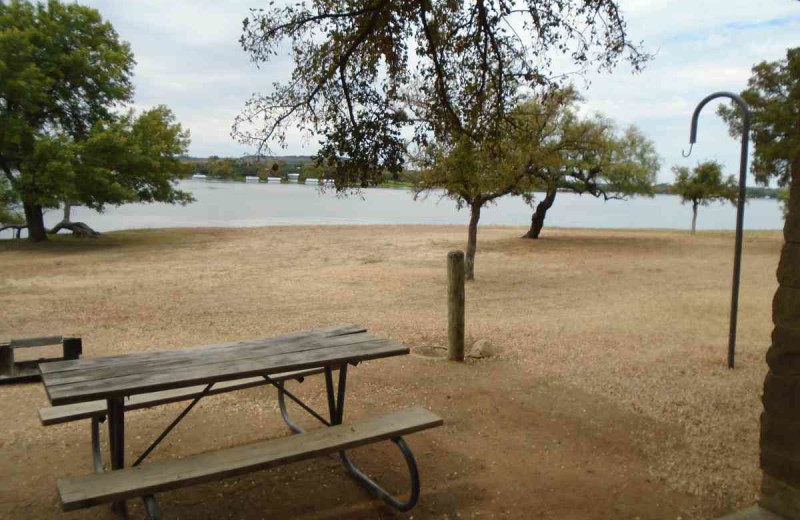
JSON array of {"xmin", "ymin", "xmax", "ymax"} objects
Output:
[{"xmin": 468, "ymin": 339, "xmax": 494, "ymax": 359}]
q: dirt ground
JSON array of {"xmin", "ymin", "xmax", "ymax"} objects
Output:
[{"xmin": 0, "ymin": 225, "xmax": 783, "ymax": 519}]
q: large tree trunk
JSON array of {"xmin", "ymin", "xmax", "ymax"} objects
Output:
[
  {"xmin": 523, "ymin": 187, "xmax": 557, "ymax": 239},
  {"xmin": 465, "ymin": 199, "xmax": 481, "ymax": 281},
  {"xmin": 22, "ymin": 200, "xmax": 47, "ymax": 242},
  {"xmin": 760, "ymin": 155, "xmax": 800, "ymax": 518},
  {"xmin": 691, "ymin": 201, "xmax": 698, "ymax": 234}
]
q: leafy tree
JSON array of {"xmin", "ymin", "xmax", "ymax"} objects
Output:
[
  {"xmin": 300, "ymin": 162, "xmax": 329, "ymax": 182},
  {"xmin": 415, "ymin": 91, "xmax": 658, "ymax": 278},
  {"xmin": 414, "ymin": 131, "xmax": 526, "ymax": 280},
  {"xmin": 234, "ymin": 0, "xmax": 649, "ymax": 190},
  {"xmin": 718, "ymin": 47, "xmax": 800, "ymax": 512},
  {"xmin": 235, "ymin": 1, "xmax": 649, "ymax": 279},
  {"xmin": 209, "ymin": 158, "xmax": 238, "ymax": 179},
  {"xmin": 517, "ymin": 89, "xmax": 659, "ymax": 239},
  {"xmin": 671, "ymin": 161, "xmax": 737, "ymax": 234},
  {"xmin": 0, "ymin": 0, "xmax": 192, "ymax": 241}
]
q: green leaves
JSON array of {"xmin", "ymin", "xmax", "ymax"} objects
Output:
[
  {"xmin": 671, "ymin": 161, "xmax": 738, "ymax": 208},
  {"xmin": 513, "ymin": 89, "xmax": 659, "ymax": 202},
  {"xmin": 0, "ymin": 1, "xmax": 191, "ymax": 239},
  {"xmin": 718, "ymin": 47, "xmax": 800, "ymax": 187}
]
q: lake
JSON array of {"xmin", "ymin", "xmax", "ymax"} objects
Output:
[{"xmin": 3, "ymin": 180, "xmax": 785, "ymax": 239}]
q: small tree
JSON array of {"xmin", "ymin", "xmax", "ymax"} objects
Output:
[
  {"xmin": 414, "ymin": 133, "xmax": 525, "ymax": 280},
  {"xmin": 671, "ymin": 161, "xmax": 737, "ymax": 233},
  {"xmin": 516, "ymin": 90, "xmax": 659, "ymax": 239}
]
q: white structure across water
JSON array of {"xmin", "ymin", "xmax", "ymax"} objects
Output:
[
  {"xmin": 266, "ymin": 177, "xmax": 282, "ymax": 183},
  {"xmin": 304, "ymin": 178, "xmax": 319, "ymax": 185},
  {"xmin": 191, "ymin": 174, "xmax": 207, "ymax": 180},
  {"xmin": 245, "ymin": 176, "xmax": 259, "ymax": 182},
  {"xmin": 287, "ymin": 173, "xmax": 300, "ymax": 183}
]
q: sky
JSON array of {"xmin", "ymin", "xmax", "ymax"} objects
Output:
[{"xmin": 82, "ymin": 0, "xmax": 800, "ymax": 184}]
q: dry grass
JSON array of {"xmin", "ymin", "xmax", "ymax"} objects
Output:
[{"xmin": 0, "ymin": 225, "xmax": 781, "ymax": 518}]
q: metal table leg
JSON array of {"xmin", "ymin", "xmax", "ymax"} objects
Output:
[
  {"xmin": 90, "ymin": 417, "xmax": 104, "ymax": 473},
  {"xmin": 107, "ymin": 397, "xmax": 129, "ymax": 519},
  {"xmin": 278, "ymin": 364, "xmax": 422, "ymax": 511}
]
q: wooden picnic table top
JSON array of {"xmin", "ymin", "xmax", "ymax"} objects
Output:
[{"xmin": 40, "ymin": 325, "xmax": 408, "ymax": 406}]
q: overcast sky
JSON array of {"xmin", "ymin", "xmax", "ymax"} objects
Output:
[{"xmin": 82, "ymin": 0, "xmax": 799, "ymax": 184}]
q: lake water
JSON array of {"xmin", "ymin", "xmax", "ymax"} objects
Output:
[{"xmin": 3, "ymin": 180, "xmax": 785, "ymax": 239}]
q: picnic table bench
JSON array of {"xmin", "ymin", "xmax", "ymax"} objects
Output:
[
  {"xmin": 38, "ymin": 324, "xmax": 442, "ymax": 519},
  {"xmin": 1, "ymin": 335, "xmax": 82, "ymax": 384}
]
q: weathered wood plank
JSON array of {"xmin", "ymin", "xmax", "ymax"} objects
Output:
[
  {"xmin": 58, "ymin": 408, "xmax": 443, "ymax": 511},
  {"xmin": 40, "ymin": 324, "xmax": 365, "ymax": 375},
  {"xmin": 9, "ymin": 336, "xmax": 63, "ymax": 349},
  {"xmin": 42, "ymin": 332, "xmax": 377, "ymax": 387},
  {"xmin": 46, "ymin": 339, "xmax": 407, "ymax": 405},
  {"xmin": 0, "ymin": 363, "xmax": 41, "ymax": 384},
  {"xmin": 39, "ymin": 367, "xmax": 330, "ymax": 426}
]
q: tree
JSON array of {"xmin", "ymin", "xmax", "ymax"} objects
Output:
[
  {"xmin": 0, "ymin": 0, "xmax": 192, "ymax": 241},
  {"xmin": 414, "ymin": 131, "xmax": 526, "ymax": 280},
  {"xmin": 235, "ymin": 1, "xmax": 649, "ymax": 279},
  {"xmin": 719, "ymin": 47, "xmax": 800, "ymax": 517},
  {"xmin": 234, "ymin": 0, "xmax": 649, "ymax": 189},
  {"xmin": 671, "ymin": 161, "xmax": 737, "ymax": 234},
  {"xmin": 517, "ymin": 90, "xmax": 659, "ymax": 239}
]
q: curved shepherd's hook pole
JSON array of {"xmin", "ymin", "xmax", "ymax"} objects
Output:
[{"xmin": 683, "ymin": 92, "xmax": 751, "ymax": 369}]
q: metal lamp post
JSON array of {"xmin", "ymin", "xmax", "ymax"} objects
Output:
[{"xmin": 683, "ymin": 91, "xmax": 751, "ymax": 369}]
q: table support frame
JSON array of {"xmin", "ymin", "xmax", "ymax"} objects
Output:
[
  {"xmin": 278, "ymin": 363, "xmax": 422, "ymax": 511},
  {"xmin": 87, "ymin": 362, "xmax": 421, "ymax": 518}
]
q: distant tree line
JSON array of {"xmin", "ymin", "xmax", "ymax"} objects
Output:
[{"xmin": 190, "ymin": 157, "xmax": 293, "ymax": 180}]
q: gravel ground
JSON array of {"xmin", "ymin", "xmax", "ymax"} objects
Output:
[{"xmin": 0, "ymin": 225, "xmax": 781, "ymax": 519}]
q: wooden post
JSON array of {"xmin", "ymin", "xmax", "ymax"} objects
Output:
[{"xmin": 448, "ymin": 251, "xmax": 465, "ymax": 362}]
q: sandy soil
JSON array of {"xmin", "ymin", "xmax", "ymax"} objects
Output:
[{"xmin": 0, "ymin": 225, "xmax": 782, "ymax": 519}]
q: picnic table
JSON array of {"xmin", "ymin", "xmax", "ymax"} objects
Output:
[{"xmin": 38, "ymin": 325, "xmax": 442, "ymax": 519}]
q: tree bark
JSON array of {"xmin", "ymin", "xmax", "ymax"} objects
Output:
[
  {"xmin": 523, "ymin": 187, "xmax": 557, "ymax": 239},
  {"xmin": 49, "ymin": 221, "xmax": 101, "ymax": 238},
  {"xmin": 62, "ymin": 200, "xmax": 71, "ymax": 223},
  {"xmin": 48, "ymin": 200, "xmax": 100, "ymax": 238},
  {"xmin": 760, "ymin": 155, "xmax": 800, "ymax": 518},
  {"xmin": 465, "ymin": 199, "xmax": 481, "ymax": 281},
  {"xmin": 691, "ymin": 201, "xmax": 698, "ymax": 234},
  {"xmin": 22, "ymin": 200, "xmax": 47, "ymax": 242}
]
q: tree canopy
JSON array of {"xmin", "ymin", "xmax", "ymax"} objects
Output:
[
  {"xmin": 671, "ymin": 161, "xmax": 737, "ymax": 233},
  {"xmin": 234, "ymin": 0, "xmax": 649, "ymax": 189},
  {"xmin": 0, "ymin": 0, "xmax": 192, "ymax": 241},
  {"xmin": 719, "ymin": 47, "xmax": 800, "ymax": 188},
  {"xmin": 414, "ymin": 89, "xmax": 658, "ymax": 278},
  {"xmin": 516, "ymin": 89, "xmax": 658, "ymax": 238},
  {"xmin": 413, "ymin": 129, "xmax": 523, "ymax": 279}
]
